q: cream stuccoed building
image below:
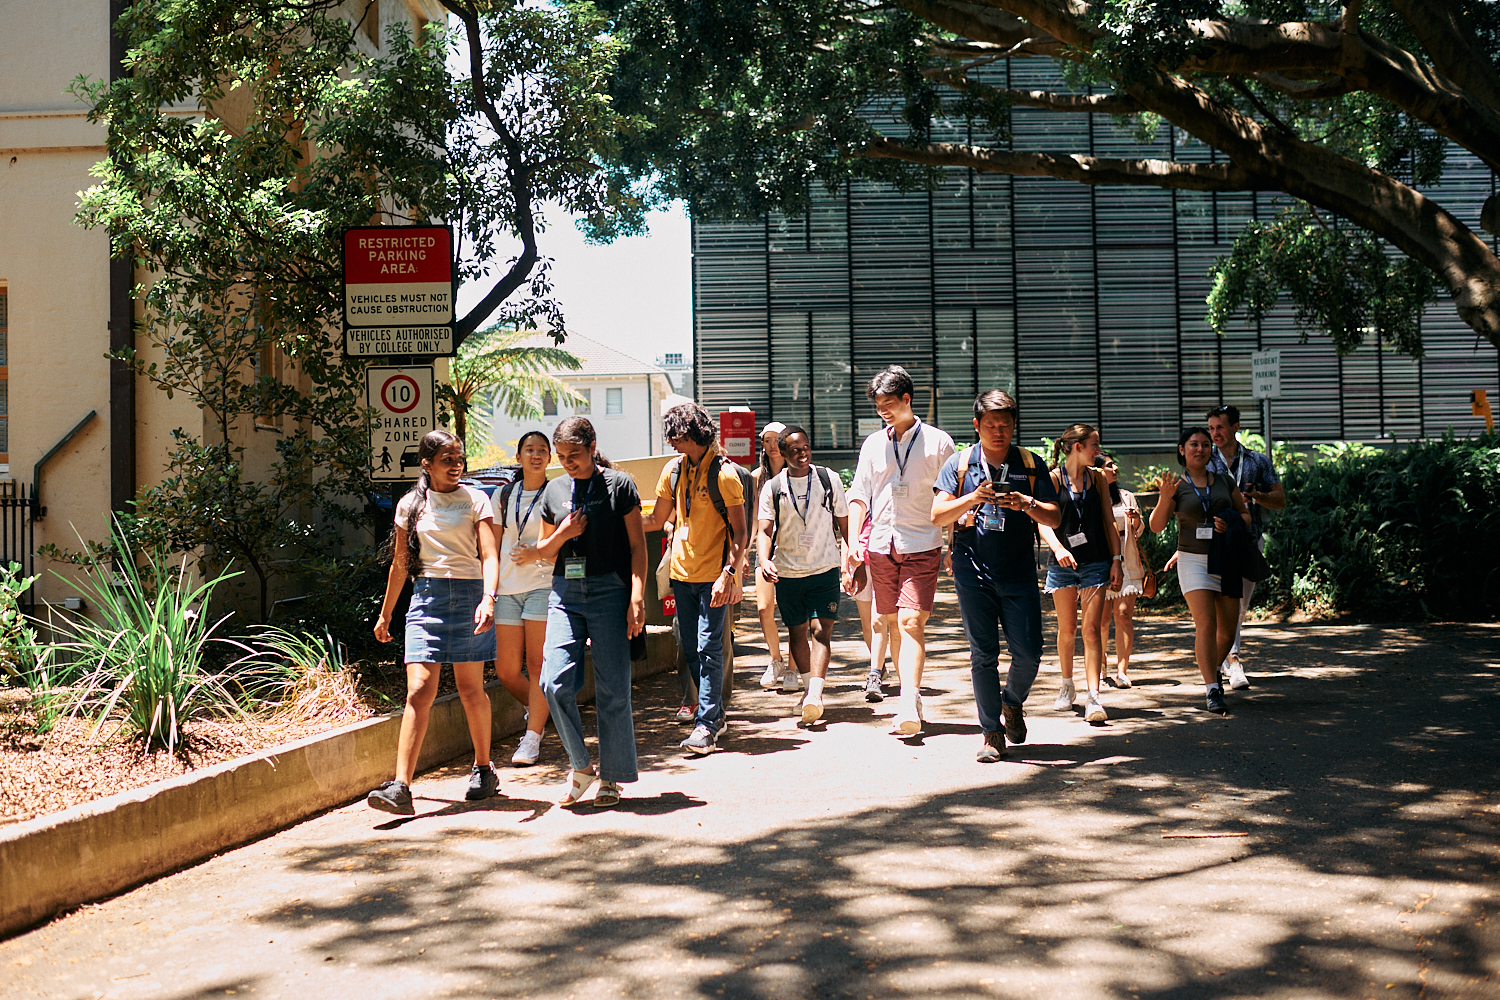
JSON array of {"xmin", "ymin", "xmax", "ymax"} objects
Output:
[
  {"xmin": 0, "ymin": 1, "xmax": 443, "ymax": 606},
  {"xmin": 487, "ymin": 332, "xmax": 678, "ymax": 463}
]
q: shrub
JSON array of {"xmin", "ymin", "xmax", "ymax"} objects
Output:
[
  {"xmin": 58, "ymin": 525, "xmax": 252, "ymax": 753},
  {"xmin": 1261, "ymin": 431, "xmax": 1500, "ymax": 619}
]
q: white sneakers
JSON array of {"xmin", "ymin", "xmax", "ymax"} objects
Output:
[
  {"xmin": 760, "ymin": 658, "xmax": 787, "ymax": 689},
  {"xmin": 1224, "ymin": 656, "xmax": 1251, "ymax": 690},
  {"xmin": 1084, "ymin": 693, "xmax": 1107, "ymax": 723},
  {"xmin": 892, "ymin": 692, "xmax": 923, "ymax": 735},
  {"xmin": 800, "ymin": 690, "xmax": 823, "ymax": 725},
  {"xmin": 1053, "ymin": 678, "xmax": 1076, "ymax": 712},
  {"xmin": 511, "ymin": 730, "xmax": 542, "ymax": 766},
  {"xmin": 781, "ymin": 668, "xmax": 802, "ymax": 693}
]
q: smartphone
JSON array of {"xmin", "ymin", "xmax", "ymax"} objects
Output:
[{"xmin": 992, "ymin": 481, "xmax": 1013, "ymax": 494}]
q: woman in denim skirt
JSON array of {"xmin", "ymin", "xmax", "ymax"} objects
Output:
[
  {"xmin": 368, "ymin": 430, "xmax": 501, "ymax": 816},
  {"xmin": 534, "ymin": 417, "xmax": 648, "ymax": 809},
  {"xmin": 1038, "ymin": 424, "xmax": 1122, "ymax": 724},
  {"xmin": 490, "ymin": 431, "xmax": 555, "ymax": 766}
]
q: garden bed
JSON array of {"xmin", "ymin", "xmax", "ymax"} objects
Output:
[{"xmin": 0, "ymin": 660, "xmax": 444, "ymax": 828}]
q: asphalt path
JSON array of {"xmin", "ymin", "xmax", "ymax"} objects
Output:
[{"xmin": 2, "ymin": 587, "xmax": 1497, "ymax": 1000}]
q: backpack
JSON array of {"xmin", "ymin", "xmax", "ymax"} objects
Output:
[
  {"xmin": 953, "ymin": 444, "xmax": 1043, "ymax": 534},
  {"xmin": 765, "ymin": 466, "xmax": 839, "ymax": 557},
  {"xmin": 669, "ymin": 453, "xmax": 755, "ymax": 565}
]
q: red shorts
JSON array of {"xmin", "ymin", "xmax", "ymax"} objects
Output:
[{"xmin": 866, "ymin": 547, "xmax": 942, "ymax": 616}]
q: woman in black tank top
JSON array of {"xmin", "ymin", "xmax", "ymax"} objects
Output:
[{"xmin": 1149, "ymin": 427, "xmax": 1251, "ymax": 715}]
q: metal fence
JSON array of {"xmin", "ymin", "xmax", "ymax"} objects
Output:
[{"xmin": 0, "ymin": 483, "xmax": 35, "ymax": 610}]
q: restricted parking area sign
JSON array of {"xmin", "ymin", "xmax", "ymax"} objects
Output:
[
  {"xmin": 368, "ymin": 366, "xmax": 436, "ymax": 480},
  {"xmin": 343, "ymin": 226, "xmax": 455, "ymax": 357}
]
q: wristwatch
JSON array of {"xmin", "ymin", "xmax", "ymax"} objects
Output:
[
  {"xmin": 1026, "ymin": 497, "xmax": 1037, "ymax": 510},
  {"xmin": 485, "ymin": 590, "xmax": 501, "ymax": 599}
]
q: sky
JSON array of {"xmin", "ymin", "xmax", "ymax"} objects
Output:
[{"xmin": 455, "ymin": 203, "xmax": 694, "ymax": 368}]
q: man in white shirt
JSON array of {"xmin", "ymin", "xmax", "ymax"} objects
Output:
[
  {"xmin": 844, "ymin": 366, "xmax": 956, "ymax": 735},
  {"xmin": 756, "ymin": 425, "xmax": 850, "ymax": 725}
]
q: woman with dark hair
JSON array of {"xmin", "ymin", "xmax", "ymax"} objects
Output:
[
  {"xmin": 489, "ymin": 430, "xmax": 554, "ymax": 766},
  {"xmin": 534, "ymin": 417, "xmax": 648, "ymax": 808},
  {"xmin": 368, "ymin": 429, "xmax": 501, "ymax": 815},
  {"xmin": 1037, "ymin": 423, "xmax": 1121, "ymax": 724},
  {"xmin": 1097, "ymin": 454, "xmax": 1145, "ymax": 688},
  {"xmin": 1149, "ymin": 427, "xmax": 1252, "ymax": 714},
  {"xmin": 753, "ymin": 421, "xmax": 789, "ymax": 690}
]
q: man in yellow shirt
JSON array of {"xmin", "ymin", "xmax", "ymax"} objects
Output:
[{"xmin": 642, "ymin": 403, "xmax": 748, "ymax": 753}]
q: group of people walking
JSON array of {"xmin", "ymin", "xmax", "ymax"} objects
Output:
[{"xmin": 366, "ymin": 368, "xmax": 1283, "ymax": 814}]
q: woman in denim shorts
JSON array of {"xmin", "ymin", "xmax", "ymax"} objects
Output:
[
  {"xmin": 490, "ymin": 431, "xmax": 555, "ymax": 766},
  {"xmin": 368, "ymin": 430, "xmax": 500, "ymax": 816},
  {"xmin": 1039, "ymin": 424, "xmax": 1122, "ymax": 724}
]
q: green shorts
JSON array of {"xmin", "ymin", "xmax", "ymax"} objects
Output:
[{"xmin": 775, "ymin": 568, "xmax": 842, "ymax": 628}]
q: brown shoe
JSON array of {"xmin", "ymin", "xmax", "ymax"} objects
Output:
[
  {"xmin": 976, "ymin": 730, "xmax": 1006, "ymax": 763},
  {"xmin": 1001, "ymin": 703, "xmax": 1027, "ymax": 745}
]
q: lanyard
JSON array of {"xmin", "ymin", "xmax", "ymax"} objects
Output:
[
  {"xmin": 1189, "ymin": 476, "xmax": 1214, "ymax": 517},
  {"xmin": 889, "ymin": 419, "xmax": 922, "ymax": 483},
  {"xmin": 682, "ymin": 454, "xmax": 708, "ymax": 519},
  {"xmin": 1058, "ymin": 465, "xmax": 1090, "ymax": 528},
  {"xmin": 1215, "ymin": 445, "xmax": 1243, "ymax": 485},
  {"xmin": 513, "ymin": 483, "xmax": 544, "ymax": 540},
  {"xmin": 787, "ymin": 471, "xmax": 814, "ymax": 525},
  {"xmin": 568, "ymin": 475, "xmax": 604, "ymax": 555},
  {"xmin": 970, "ymin": 447, "xmax": 1006, "ymax": 512}
]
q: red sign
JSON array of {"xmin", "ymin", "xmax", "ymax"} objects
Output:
[
  {"xmin": 342, "ymin": 226, "xmax": 454, "ymax": 356},
  {"xmin": 720, "ymin": 410, "xmax": 757, "ymax": 467},
  {"xmin": 662, "ymin": 594, "xmax": 676, "ymax": 616}
]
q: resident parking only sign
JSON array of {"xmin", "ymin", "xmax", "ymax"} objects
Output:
[
  {"xmin": 368, "ymin": 366, "xmax": 436, "ymax": 480},
  {"xmin": 1251, "ymin": 349, "xmax": 1282, "ymax": 399},
  {"xmin": 343, "ymin": 226, "xmax": 455, "ymax": 357}
]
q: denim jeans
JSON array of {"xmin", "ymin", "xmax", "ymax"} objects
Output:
[
  {"xmin": 541, "ymin": 574, "xmax": 638, "ymax": 783},
  {"xmin": 954, "ymin": 572, "xmax": 1044, "ymax": 734},
  {"xmin": 671, "ymin": 579, "xmax": 726, "ymax": 731}
]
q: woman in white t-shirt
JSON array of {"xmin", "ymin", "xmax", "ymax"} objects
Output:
[
  {"xmin": 368, "ymin": 429, "xmax": 500, "ymax": 816},
  {"xmin": 490, "ymin": 431, "xmax": 555, "ymax": 766}
]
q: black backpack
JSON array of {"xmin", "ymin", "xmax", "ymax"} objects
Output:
[
  {"xmin": 669, "ymin": 453, "xmax": 755, "ymax": 565},
  {"xmin": 764, "ymin": 466, "xmax": 839, "ymax": 557}
]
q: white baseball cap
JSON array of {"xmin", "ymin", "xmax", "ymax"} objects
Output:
[{"xmin": 762, "ymin": 421, "xmax": 787, "ymax": 436}]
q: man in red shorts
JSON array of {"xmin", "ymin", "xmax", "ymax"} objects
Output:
[{"xmin": 845, "ymin": 366, "xmax": 956, "ymax": 735}]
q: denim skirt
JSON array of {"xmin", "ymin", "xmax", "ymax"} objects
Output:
[
  {"xmin": 1045, "ymin": 558, "xmax": 1113, "ymax": 594},
  {"xmin": 404, "ymin": 577, "xmax": 497, "ymax": 663}
]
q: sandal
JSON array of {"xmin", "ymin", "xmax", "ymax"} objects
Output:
[
  {"xmin": 592, "ymin": 781, "xmax": 621, "ymax": 809},
  {"xmin": 558, "ymin": 769, "xmax": 598, "ymax": 806}
]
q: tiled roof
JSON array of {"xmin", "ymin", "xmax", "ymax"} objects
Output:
[{"xmin": 514, "ymin": 331, "xmax": 669, "ymax": 378}]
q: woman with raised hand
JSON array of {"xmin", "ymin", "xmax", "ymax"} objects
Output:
[
  {"xmin": 489, "ymin": 431, "xmax": 555, "ymax": 766},
  {"xmin": 1037, "ymin": 424, "xmax": 1121, "ymax": 724},
  {"xmin": 1148, "ymin": 427, "xmax": 1252, "ymax": 715},
  {"xmin": 752, "ymin": 421, "xmax": 790, "ymax": 691},
  {"xmin": 1098, "ymin": 454, "xmax": 1146, "ymax": 689},
  {"xmin": 369, "ymin": 429, "xmax": 501, "ymax": 816},
  {"xmin": 534, "ymin": 417, "xmax": 648, "ymax": 809}
]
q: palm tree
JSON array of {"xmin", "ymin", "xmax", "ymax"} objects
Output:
[{"xmin": 439, "ymin": 326, "xmax": 585, "ymax": 449}]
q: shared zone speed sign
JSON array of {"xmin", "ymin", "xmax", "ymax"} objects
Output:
[{"xmin": 368, "ymin": 366, "xmax": 435, "ymax": 481}]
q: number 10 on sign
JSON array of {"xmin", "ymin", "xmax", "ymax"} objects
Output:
[{"xmin": 368, "ymin": 365, "xmax": 436, "ymax": 481}]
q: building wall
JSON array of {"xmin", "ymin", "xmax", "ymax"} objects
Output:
[
  {"xmin": 488, "ymin": 373, "xmax": 674, "ymax": 463},
  {"xmin": 691, "ymin": 61, "xmax": 1500, "ymax": 458}
]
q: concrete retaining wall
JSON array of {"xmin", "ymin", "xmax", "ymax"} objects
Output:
[{"xmin": 0, "ymin": 626, "xmax": 677, "ymax": 938}]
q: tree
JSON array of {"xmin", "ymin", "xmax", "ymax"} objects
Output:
[
  {"xmin": 598, "ymin": 0, "xmax": 1500, "ymax": 355},
  {"xmin": 74, "ymin": 0, "xmax": 646, "ymax": 619},
  {"xmin": 440, "ymin": 326, "xmax": 584, "ymax": 446}
]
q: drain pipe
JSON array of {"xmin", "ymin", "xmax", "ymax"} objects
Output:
[{"xmin": 108, "ymin": 0, "xmax": 135, "ymax": 513}]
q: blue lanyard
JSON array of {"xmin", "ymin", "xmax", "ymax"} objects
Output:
[
  {"xmin": 890, "ymin": 419, "xmax": 922, "ymax": 482},
  {"xmin": 787, "ymin": 472, "xmax": 814, "ymax": 525},
  {"xmin": 567, "ymin": 475, "xmax": 604, "ymax": 556},
  {"xmin": 1189, "ymin": 477, "xmax": 1213, "ymax": 516},
  {"xmin": 513, "ymin": 483, "xmax": 544, "ymax": 540},
  {"xmin": 1058, "ymin": 465, "xmax": 1089, "ymax": 527}
]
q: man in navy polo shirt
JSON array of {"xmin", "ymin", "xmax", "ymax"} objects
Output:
[{"xmin": 932, "ymin": 390, "xmax": 1064, "ymax": 762}]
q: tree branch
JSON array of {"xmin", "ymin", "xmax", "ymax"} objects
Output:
[
  {"xmin": 1387, "ymin": 0, "xmax": 1500, "ymax": 115},
  {"xmin": 437, "ymin": 0, "xmax": 542, "ymax": 345},
  {"xmin": 862, "ymin": 137, "xmax": 1273, "ymax": 192},
  {"xmin": 1251, "ymin": 72, "xmax": 1352, "ymax": 99}
]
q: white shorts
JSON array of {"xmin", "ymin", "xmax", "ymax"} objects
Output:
[{"xmin": 1175, "ymin": 550, "xmax": 1222, "ymax": 595}]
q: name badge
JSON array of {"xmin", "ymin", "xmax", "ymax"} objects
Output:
[
  {"xmin": 564, "ymin": 557, "xmax": 587, "ymax": 579},
  {"xmin": 1196, "ymin": 526, "xmax": 1215, "ymax": 540},
  {"xmin": 984, "ymin": 514, "xmax": 1003, "ymax": 531},
  {"xmin": 890, "ymin": 484, "xmax": 910, "ymax": 499},
  {"xmin": 1066, "ymin": 531, "xmax": 1088, "ymax": 548},
  {"xmin": 797, "ymin": 533, "xmax": 815, "ymax": 548}
]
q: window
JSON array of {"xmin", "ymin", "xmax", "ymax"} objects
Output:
[
  {"xmin": 574, "ymin": 388, "xmax": 591, "ymax": 415},
  {"xmin": 0, "ymin": 288, "xmax": 7, "ymax": 461},
  {"xmin": 664, "ymin": 353, "xmax": 682, "ymax": 366},
  {"xmin": 606, "ymin": 387, "xmax": 624, "ymax": 415},
  {"xmin": 542, "ymin": 390, "xmax": 557, "ymax": 416}
]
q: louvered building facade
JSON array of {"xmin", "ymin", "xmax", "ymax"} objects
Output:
[{"xmin": 690, "ymin": 63, "xmax": 1500, "ymax": 459}]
